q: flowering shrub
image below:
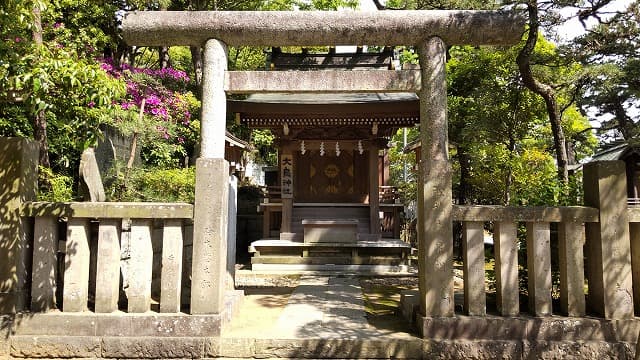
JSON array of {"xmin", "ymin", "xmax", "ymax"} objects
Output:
[
  {"xmin": 0, "ymin": 2, "xmax": 126, "ymax": 171},
  {"xmin": 101, "ymin": 58, "xmax": 200, "ymax": 168}
]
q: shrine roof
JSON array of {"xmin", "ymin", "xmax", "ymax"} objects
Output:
[
  {"xmin": 233, "ymin": 92, "xmax": 418, "ymax": 104},
  {"xmin": 228, "ymin": 92, "xmax": 420, "ymax": 128},
  {"xmin": 589, "ymin": 140, "xmax": 640, "ymax": 162}
]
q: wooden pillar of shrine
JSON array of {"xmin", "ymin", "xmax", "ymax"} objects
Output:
[
  {"xmin": 369, "ymin": 142, "xmax": 380, "ymax": 235},
  {"xmin": 280, "ymin": 143, "xmax": 294, "ymax": 236}
]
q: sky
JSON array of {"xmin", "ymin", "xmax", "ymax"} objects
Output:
[
  {"xmin": 553, "ymin": 0, "xmax": 636, "ymax": 132},
  {"xmin": 554, "ymin": 0, "xmax": 634, "ymax": 41}
]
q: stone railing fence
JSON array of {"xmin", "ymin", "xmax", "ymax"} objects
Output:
[
  {"xmin": 22, "ymin": 202, "xmax": 194, "ymax": 314},
  {"xmin": 1, "ymin": 137, "xmax": 640, "ymax": 347},
  {"xmin": 422, "ymin": 160, "xmax": 640, "ymax": 324},
  {"xmin": 15, "ymin": 162, "xmax": 640, "ymax": 324},
  {"xmin": 452, "ymin": 205, "xmax": 598, "ymax": 317}
]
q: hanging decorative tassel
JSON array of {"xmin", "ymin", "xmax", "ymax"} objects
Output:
[
  {"xmin": 357, "ymin": 140, "xmax": 364, "ymax": 155},
  {"xmin": 300, "ymin": 140, "xmax": 306, "ymax": 155},
  {"xmin": 335, "ymin": 141, "xmax": 340, "ymax": 156},
  {"xmin": 320, "ymin": 141, "xmax": 325, "ymax": 156}
]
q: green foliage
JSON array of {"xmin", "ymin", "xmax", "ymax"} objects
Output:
[
  {"xmin": 384, "ymin": 0, "xmax": 497, "ymax": 10},
  {"xmin": 38, "ymin": 166, "xmax": 74, "ymax": 201},
  {"xmin": 229, "ymin": 47, "xmax": 266, "ymax": 71},
  {"xmin": 251, "ymin": 129, "xmax": 277, "ymax": 166},
  {"xmin": 168, "ymin": 46, "xmax": 194, "ymax": 74},
  {"xmin": 0, "ymin": 106, "xmax": 32, "ymax": 138},
  {"xmin": 295, "ymin": 0, "xmax": 358, "ymax": 10},
  {"xmin": 0, "ymin": 0, "xmax": 126, "ymax": 173},
  {"xmin": 387, "ymin": 127, "xmax": 419, "ymax": 202},
  {"xmin": 109, "ymin": 166, "xmax": 196, "ymax": 203},
  {"xmin": 569, "ymin": 1, "xmax": 639, "ymax": 140},
  {"xmin": 398, "ymin": 47, "xmax": 418, "ymax": 65},
  {"xmin": 389, "ymin": 41, "xmax": 594, "ymax": 208}
]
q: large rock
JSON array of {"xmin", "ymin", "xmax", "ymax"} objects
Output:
[{"xmin": 79, "ymin": 147, "xmax": 105, "ymax": 202}]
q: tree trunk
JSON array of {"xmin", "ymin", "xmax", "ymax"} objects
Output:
[
  {"xmin": 457, "ymin": 145, "xmax": 471, "ymax": 205},
  {"xmin": 158, "ymin": 4, "xmax": 170, "ymax": 69},
  {"xmin": 32, "ymin": 5, "xmax": 50, "ymax": 168},
  {"xmin": 159, "ymin": 47, "xmax": 170, "ymax": 69},
  {"xmin": 454, "ymin": 145, "xmax": 471, "ymax": 261},
  {"xmin": 33, "ymin": 110, "xmax": 50, "ymax": 168},
  {"xmin": 516, "ymin": 1, "xmax": 569, "ymax": 184},
  {"xmin": 504, "ymin": 136, "xmax": 516, "ymax": 206},
  {"xmin": 613, "ymin": 100, "xmax": 636, "ymax": 140},
  {"xmin": 190, "ymin": 46, "xmax": 203, "ymax": 90},
  {"xmin": 127, "ymin": 98, "xmax": 146, "ymax": 171}
]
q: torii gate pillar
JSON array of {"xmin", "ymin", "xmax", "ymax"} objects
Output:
[
  {"xmin": 191, "ymin": 39, "xmax": 230, "ymax": 314},
  {"xmin": 417, "ymin": 36, "xmax": 454, "ymax": 317}
]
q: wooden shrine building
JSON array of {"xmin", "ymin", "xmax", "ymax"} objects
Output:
[
  {"xmin": 228, "ymin": 49, "xmax": 417, "ymax": 272},
  {"xmin": 590, "ymin": 141, "xmax": 640, "ymax": 206}
]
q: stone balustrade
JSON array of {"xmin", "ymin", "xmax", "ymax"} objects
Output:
[
  {"xmin": 22, "ymin": 201, "xmax": 193, "ymax": 314},
  {"xmin": 452, "ymin": 205, "xmax": 598, "ymax": 318},
  {"xmin": 20, "ymin": 200, "xmax": 640, "ymax": 322}
]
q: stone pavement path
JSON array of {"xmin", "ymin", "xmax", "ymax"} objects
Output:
[
  {"xmin": 223, "ymin": 275, "xmax": 415, "ymax": 340},
  {"xmin": 218, "ymin": 275, "xmax": 421, "ymax": 358},
  {"xmin": 271, "ymin": 276, "xmax": 375, "ymax": 339}
]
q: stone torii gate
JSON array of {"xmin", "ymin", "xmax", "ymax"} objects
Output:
[{"xmin": 123, "ymin": 10, "xmax": 525, "ymax": 321}]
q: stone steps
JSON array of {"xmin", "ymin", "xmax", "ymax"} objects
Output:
[{"xmin": 251, "ymin": 256, "xmax": 406, "ymax": 265}]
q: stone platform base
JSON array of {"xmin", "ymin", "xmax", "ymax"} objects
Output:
[
  {"xmin": 213, "ymin": 338, "xmax": 634, "ymax": 359},
  {"xmin": 250, "ymin": 263, "xmax": 410, "ymax": 273},
  {"xmin": 418, "ymin": 316, "xmax": 640, "ymax": 343},
  {"xmin": 0, "ymin": 290, "xmax": 245, "ymax": 359},
  {"xmin": 3, "ymin": 336, "xmax": 634, "ymax": 359},
  {"xmin": 249, "ymin": 239, "xmax": 411, "ymax": 274}
]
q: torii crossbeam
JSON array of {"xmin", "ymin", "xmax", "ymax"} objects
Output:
[{"xmin": 123, "ymin": 10, "xmax": 524, "ymax": 47}]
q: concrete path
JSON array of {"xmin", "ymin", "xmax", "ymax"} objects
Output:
[
  {"xmin": 218, "ymin": 276, "xmax": 422, "ymax": 358},
  {"xmin": 224, "ymin": 275, "xmax": 416, "ymax": 340},
  {"xmin": 271, "ymin": 276, "xmax": 375, "ymax": 339}
]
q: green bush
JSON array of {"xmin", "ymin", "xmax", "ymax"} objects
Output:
[
  {"xmin": 109, "ymin": 167, "xmax": 195, "ymax": 203},
  {"xmin": 38, "ymin": 166, "xmax": 74, "ymax": 202}
]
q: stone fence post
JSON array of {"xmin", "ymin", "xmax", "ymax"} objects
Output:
[
  {"xmin": 0, "ymin": 137, "xmax": 38, "ymax": 313},
  {"xmin": 583, "ymin": 161, "xmax": 634, "ymax": 319}
]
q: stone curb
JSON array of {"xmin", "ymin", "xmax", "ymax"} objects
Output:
[
  {"xmin": 10, "ymin": 336, "xmax": 100, "ymax": 358},
  {"xmin": 214, "ymin": 338, "xmax": 425, "ymax": 359},
  {"xmin": 9, "ymin": 312, "xmax": 222, "ymax": 337},
  {"xmin": 101, "ymin": 336, "xmax": 206, "ymax": 358},
  {"xmin": 5, "ymin": 335, "xmax": 638, "ymax": 359},
  {"xmin": 419, "ymin": 316, "xmax": 640, "ymax": 342}
]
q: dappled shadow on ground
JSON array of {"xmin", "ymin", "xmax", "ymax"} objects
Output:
[
  {"xmin": 245, "ymin": 286, "xmax": 297, "ymax": 308},
  {"xmin": 222, "ymin": 285, "xmax": 297, "ymax": 338}
]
